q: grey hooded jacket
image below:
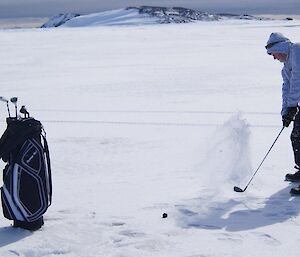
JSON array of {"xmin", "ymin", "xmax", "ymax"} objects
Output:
[{"xmin": 266, "ymin": 33, "xmax": 300, "ymax": 116}]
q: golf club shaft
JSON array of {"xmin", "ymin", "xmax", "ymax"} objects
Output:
[
  {"xmin": 239, "ymin": 126, "xmax": 284, "ymax": 192},
  {"xmin": 0, "ymin": 97, "xmax": 11, "ymax": 117},
  {"xmin": 6, "ymin": 102, "xmax": 11, "ymax": 118}
]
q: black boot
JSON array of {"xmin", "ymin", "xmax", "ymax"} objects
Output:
[
  {"xmin": 290, "ymin": 185, "xmax": 300, "ymax": 195},
  {"xmin": 285, "ymin": 166, "xmax": 300, "ymax": 182}
]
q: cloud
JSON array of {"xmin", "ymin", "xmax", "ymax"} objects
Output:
[{"xmin": 0, "ymin": 0, "xmax": 299, "ymax": 18}]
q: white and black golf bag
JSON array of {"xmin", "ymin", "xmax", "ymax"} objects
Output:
[{"xmin": 0, "ymin": 115, "xmax": 52, "ymax": 230}]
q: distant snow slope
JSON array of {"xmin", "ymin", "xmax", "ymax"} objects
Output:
[
  {"xmin": 62, "ymin": 9, "xmax": 157, "ymax": 27},
  {"xmin": 41, "ymin": 6, "xmax": 272, "ymax": 28},
  {"xmin": 41, "ymin": 13, "xmax": 80, "ymax": 28}
]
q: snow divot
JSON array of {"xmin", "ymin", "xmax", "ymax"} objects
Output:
[
  {"xmin": 174, "ymin": 114, "xmax": 253, "ymax": 229},
  {"xmin": 119, "ymin": 230, "xmax": 146, "ymax": 238},
  {"xmin": 252, "ymin": 232, "xmax": 281, "ymax": 246},
  {"xmin": 200, "ymin": 113, "xmax": 252, "ymax": 194}
]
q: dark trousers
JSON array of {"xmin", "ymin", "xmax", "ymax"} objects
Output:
[{"xmin": 291, "ymin": 112, "xmax": 300, "ymax": 167}]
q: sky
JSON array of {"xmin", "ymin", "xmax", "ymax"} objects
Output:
[{"xmin": 0, "ymin": 0, "xmax": 300, "ymax": 18}]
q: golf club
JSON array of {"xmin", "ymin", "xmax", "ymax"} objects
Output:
[
  {"xmin": 234, "ymin": 126, "xmax": 285, "ymax": 193},
  {"xmin": 10, "ymin": 97, "xmax": 18, "ymax": 119},
  {"xmin": 0, "ymin": 96, "xmax": 11, "ymax": 118},
  {"xmin": 20, "ymin": 105, "xmax": 30, "ymax": 118}
]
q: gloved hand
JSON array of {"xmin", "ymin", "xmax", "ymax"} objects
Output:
[{"xmin": 282, "ymin": 106, "xmax": 299, "ymax": 127}]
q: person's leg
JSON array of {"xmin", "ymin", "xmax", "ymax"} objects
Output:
[
  {"xmin": 287, "ymin": 112, "xmax": 300, "ymax": 194},
  {"xmin": 286, "ymin": 113, "xmax": 300, "ymax": 182},
  {"xmin": 291, "ymin": 113, "xmax": 300, "ymax": 166}
]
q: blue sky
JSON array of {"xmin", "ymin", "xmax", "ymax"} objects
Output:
[{"xmin": 0, "ymin": 0, "xmax": 299, "ymax": 18}]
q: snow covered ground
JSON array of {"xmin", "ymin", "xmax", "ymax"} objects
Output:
[{"xmin": 0, "ymin": 18, "xmax": 300, "ymax": 257}]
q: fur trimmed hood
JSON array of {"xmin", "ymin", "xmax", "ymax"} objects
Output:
[{"xmin": 266, "ymin": 32, "xmax": 291, "ymax": 55}]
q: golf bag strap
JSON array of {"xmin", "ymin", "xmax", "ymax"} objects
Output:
[{"xmin": 42, "ymin": 134, "xmax": 52, "ymax": 205}]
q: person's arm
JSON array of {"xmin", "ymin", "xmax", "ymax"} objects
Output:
[
  {"xmin": 287, "ymin": 44, "xmax": 300, "ymax": 108},
  {"xmin": 281, "ymin": 67, "xmax": 289, "ymax": 116}
]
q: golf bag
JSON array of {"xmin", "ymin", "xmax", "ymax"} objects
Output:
[{"xmin": 0, "ymin": 117, "xmax": 52, "ymax": 230}]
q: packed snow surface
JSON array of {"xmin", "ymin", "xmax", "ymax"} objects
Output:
[{"xmin": 1, "ymin": 18, "xmax": 300, "ymax": 257}]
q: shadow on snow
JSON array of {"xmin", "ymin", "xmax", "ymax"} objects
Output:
[
  {"xmin": 176, "ymin": 185, "xmax": 300, "ymax": 232},
  {"xmin": 0, "ymin": 226, "xmax": 31, "ymax": 247}
]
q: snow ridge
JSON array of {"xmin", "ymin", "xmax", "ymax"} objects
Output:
[
  {"xmin": 129, "ymin": 6, "xmax": 270, "ymax": 23},
  {"xmin": 41, "ymin": 13, "xmax": 80, "ymax": 28},
  {"xmin": 127, "ymin": 6, "xmax": 218, "ymax": 23}
]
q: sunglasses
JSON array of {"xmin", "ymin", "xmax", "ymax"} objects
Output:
[{"xmin": 265, "ymin": 41, "xmax": 283, "ymax": 50}]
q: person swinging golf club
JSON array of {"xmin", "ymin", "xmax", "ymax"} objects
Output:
[{"xmin": 266, "ymin": 32, "xmax": 300, "ymax": 195}]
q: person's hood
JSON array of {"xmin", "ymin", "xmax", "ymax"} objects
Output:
[{"xmin": 266, "ymin": 32, "xmax": 291, "ymax": 55}]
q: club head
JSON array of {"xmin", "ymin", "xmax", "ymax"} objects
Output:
[
  {"xmin": 10, "ymin": 97, "xmax": 18, "ymax": 104},
  {"xmin": 233, "ymin": 186, "xmax": 244, "ymax": 193},
  {"xmin": 20, "ymin": 105, "xmax": 27, "ymax": 114},
  {"xmin": 0, "ymin": 96, "xmax": 8, "ymax": 103},
  {"xmin": 20, "ymin": 105, "xmax": 30, "ymax": 118}
]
